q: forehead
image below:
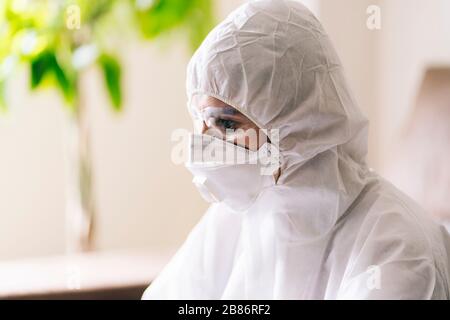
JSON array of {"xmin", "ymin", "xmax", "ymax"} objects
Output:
[
  {"xmin": 191, "ymin": 95, "xmax": 261, "ymax": 130},
  {"xmin": 192, "ymin": 95, "xmax": 252, "ymax": 121},
  {"xmin": 197, "ymin": 96, "xmax": 232, "ymax": 110}
]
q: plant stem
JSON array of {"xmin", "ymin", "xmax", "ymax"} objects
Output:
[{"xmin": 64, "ymin": 79, "xmax": 95, "ymax": 253}]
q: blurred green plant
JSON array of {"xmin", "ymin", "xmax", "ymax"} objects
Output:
[
  {"xmin": 0, "ymin": 0, "xmax": 214, "ymax": 112},
  {"xmin": 0, "ymin": 0, "xmax": 214, "ymax": 253}
]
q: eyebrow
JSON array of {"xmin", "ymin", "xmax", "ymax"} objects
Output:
[
  {"xmin": 219, "ymin": 106, "xmax": 239, "ymax": 115},
  {"xmin": 202, "ymin": 106, "xmax": 240, "ymax": 118}
]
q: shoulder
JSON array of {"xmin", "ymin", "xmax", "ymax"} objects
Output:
[{"xmin": 337, "ymin": 177, "xmax": 445, "ymax": 299}]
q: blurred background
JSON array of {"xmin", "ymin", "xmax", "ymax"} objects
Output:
[{"xmin": 0, "ymin": 0, "xmax": 449, "ymax": 298}]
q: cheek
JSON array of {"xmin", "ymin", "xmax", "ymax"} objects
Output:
[
  {"xmin": 201, "ymin": 122, "xmax": 208, "ymax": 134},
  {"xmin": 233, "ymin": 127, "xmax": 265, "ymax": 151}
]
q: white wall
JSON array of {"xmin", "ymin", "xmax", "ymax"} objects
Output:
[
  {"xmin": 0, "ymin": 75, "xmax": 66, "ymax": 260},
  {"xmin": 377, "ymin": 0, "xmax": 450, "ymax": 172},
  {"xmin": 319, "ymin": 0, "xmax": 450, "ymax": 172}
]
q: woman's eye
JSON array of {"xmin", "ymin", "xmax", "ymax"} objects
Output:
[{"xmin": 216, "ymin": 119, "xmax": 237, "ymax": 130}]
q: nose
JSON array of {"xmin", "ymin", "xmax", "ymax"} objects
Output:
[
  {"xmin": 201, "ymin": 121, "xmax": 208, "ymax": 134},
  {"xmin": 200, "ymin": 121, "xmax": 225, "ymax": 141}
]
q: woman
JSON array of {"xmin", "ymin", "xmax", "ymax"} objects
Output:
[{"xmin": 143, "ymin": 0, "xmax": 450, "ymax": 299}]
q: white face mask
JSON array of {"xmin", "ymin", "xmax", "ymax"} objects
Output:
[{"xmin": 185, "ymin": 133, "xmax": 280, "ymax": 212}]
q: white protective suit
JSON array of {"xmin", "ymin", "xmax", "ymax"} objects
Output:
[{"xmin": 143, "ymin": 0, "xmax": 450, "ymax": 299}]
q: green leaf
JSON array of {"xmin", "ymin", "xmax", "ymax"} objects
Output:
[
  {"xmin": 135, "ymin": 0, "xmax": 215, "ymax": 51},
  {"xmin": 52, "ymin": 57, "xmax": 75, "ymax": 104},
  {"xmin": 99, "ymin": 53, "xmax": 122, "ymax": 111},
  {"xmin": 30, "ymin": 51, "xmax": 53, "ymax": 89},
  {"xmin": 30, "ymin": 50, "xmax": 76, "ymax": 105},
  {"xmin": 186, "ymin": 0, "xmax": 214, "ymax": 50},
  {"xmin": 137, "ymin": 0, "xmax": 192, "ymax": 38}
]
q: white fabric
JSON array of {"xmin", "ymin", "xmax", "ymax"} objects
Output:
[
  {"xmin": 143, "ymin": 0, "xmax": 450, "ymax": 299},
  {"xmin": 186, "ymin": 133, "xmax": 277, "ymax": 211}
]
